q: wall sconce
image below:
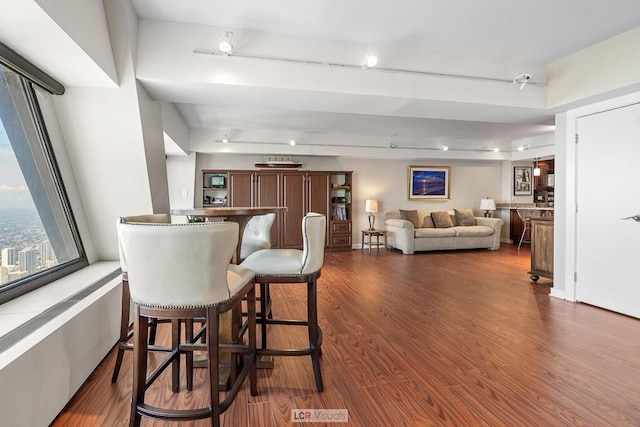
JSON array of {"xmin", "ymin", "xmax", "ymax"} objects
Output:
[
  {"xmin": 365, "ymin": 198, "xmax": 379, "ymax": 230},
  {"xmin": 480, "ymin": 198, "xmax": 496, "ymax": 218}
]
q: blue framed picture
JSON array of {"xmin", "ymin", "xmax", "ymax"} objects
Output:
[{"xmin": 408, "ymin": 166, "xmax": 451, "ymax": 201}]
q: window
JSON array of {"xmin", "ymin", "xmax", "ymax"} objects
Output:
[{"xmin": 0, "ymin": 46, "xmax": 87, "ymax": 304}]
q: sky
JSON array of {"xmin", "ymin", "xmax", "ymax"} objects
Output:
[{"xmin": 0, "ymin": 121, "xmax": 35, "ymax": 210}]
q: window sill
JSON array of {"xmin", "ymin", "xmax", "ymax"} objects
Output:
[{"xmin": 0, "ymin": 261, "xmax": 120, "ymax": 368}]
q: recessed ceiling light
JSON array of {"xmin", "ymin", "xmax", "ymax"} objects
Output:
[
  {"xmin": 222, "ymin": 134, "xmax": 229, "ymax": 143},
  {"xmin": 442, "ymin": 145, "xmax": 449, "ymax": 151},
  {"xmin": 289, "ymin": 138, "xmax": 296, "ymax": 146},
  {"xmin": 517, "ymin": 146, "xmax": 524, "ymax": 152},
  {"xmin": 493, "ymin": 147, "xmax": 500, "ymax": 153}
]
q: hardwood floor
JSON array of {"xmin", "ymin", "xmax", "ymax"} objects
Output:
[{"xmin": 51, "ymin": 245, "xmax": 640, "ymax": 426}]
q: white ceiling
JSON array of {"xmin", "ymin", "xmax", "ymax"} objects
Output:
[
  {"xmin": 7, "ymin": 0, "xmax": 640, "ymax": 159},
  {"xmin": 133, "ymin": 0, "xmax": 640, "ymax": 158}
]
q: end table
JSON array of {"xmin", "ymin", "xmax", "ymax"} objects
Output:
[{"xmin": 361, "ymin": 229, "xmax": 388, "ymax": 254}]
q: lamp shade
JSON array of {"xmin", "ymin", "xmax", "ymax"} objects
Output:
[
  {"xmin": 479, "ymin": 198, "xmax": 496, "ymax": 211},
  {"xmin": 365, "ymin": 198, "xmax": 379, "ymax": 213}
]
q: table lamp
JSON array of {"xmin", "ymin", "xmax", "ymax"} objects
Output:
[
  {"xmin": 365, "ymin": 198, "xmax": 379, "ymax": 230},
  {"xmin": 480, "ymin": 198, "xmax": 496, "ymax": 218}
]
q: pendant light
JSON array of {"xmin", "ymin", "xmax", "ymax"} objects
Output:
[{"xmin": 533, "ymin": 158, "xmax": 541, "ymax": 176}]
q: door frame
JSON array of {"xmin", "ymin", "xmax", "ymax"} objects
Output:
[{"xmin": 555, "ymin": 90, "xmax": 640, "ymax": 302}]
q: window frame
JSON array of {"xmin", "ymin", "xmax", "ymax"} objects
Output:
[{"xmin": 0, "ymin": 42, "xmax": 87, "ymax": 304}]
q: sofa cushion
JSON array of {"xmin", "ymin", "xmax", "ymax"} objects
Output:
[
  {"xmin": 399, "ymin": 209, "xmax": 421, "ymax": 228},
  {"xmin": 415, "ymin": 228, "xmax": 457, "ymax": 238},
  {"xmin": 454, "ymin": 208, "xmax": 477, "ymax": 226},
  {"xmin": 431, "ymin": 211, "xmax": 454, "ymax": 228},
  {"xmin": 453, "ymin": 226, "xmax": 495, "ymax": 237},
  {"xmin": 421, "ymin": 215, "xmax": 435, "ymax": 228}
]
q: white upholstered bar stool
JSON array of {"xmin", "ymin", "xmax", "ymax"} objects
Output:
[
  {"xmin": 118, "ymin": 221, "xmax": 257, "ymax": 427},
  {"xmin": 240, "ymin": 212, "xmax": 326, "ymax": 392},
  {"xmin": 240, "ymin": 213, "xmax": 276, "ymax": 261},
  {"xmin": 112, "ymin": 214, "xmax": 172, "ymax": 383}
]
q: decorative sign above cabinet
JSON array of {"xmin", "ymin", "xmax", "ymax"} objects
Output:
[{"xmin": 254, "ymin": 157, "xmax": 302, "ymax": 169}]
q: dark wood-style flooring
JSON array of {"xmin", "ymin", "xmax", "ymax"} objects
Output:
[{"xmin": 51, "ymin": 244, "xmax": 640, "ymax": 426}]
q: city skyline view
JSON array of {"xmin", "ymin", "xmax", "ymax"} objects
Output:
[
  {"xmin": 1, "ymin": 120, "xmax": 34, "ymax": 210},
  {"xmin": 0, "ymin": 207, "xmax": 56, "ymax": 285},
  {"xmin": 0, "ymin": 119, "xmax": 58, "ymax": 285}
]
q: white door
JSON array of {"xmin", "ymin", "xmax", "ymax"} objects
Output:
[{"xmin": 575, "ymin": 102, "xmax": 640, "ymax": 318}]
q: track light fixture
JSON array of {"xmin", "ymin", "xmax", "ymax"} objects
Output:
[
  {"xmin": 195, "ymin": 44, "xmax": 544, "ymax": 88},
  {"xmin": 513, "ymin": 73, "xmax": 532, "ymax": 90},
  {"xmin": 219, "ymin": 32, "xmax": 234, "ymax": 55},
  {"xmin": 361, "ymin": 53, "xmax": 378, "ymax": 69},
  {"xmin": 207, "ymin": 138, "xmax": 513, "ymax": 154},
  {"xmin": 222, "ymin": 134, "xmax": 229, "ymax": 143}
]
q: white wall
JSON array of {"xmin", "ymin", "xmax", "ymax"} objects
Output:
[
  {"xmin": 35, "ymin": 0, "xmax": 118, "ymax": 85},
  {"xmin": 167, "ymin": 152, "xmax": 197, "ymax": 209},
  {"xmin": 161, "ymin": 102, "xmax": 190, "ymax": 154},
  {"xmin": 194, "ymin": 153, "xmax": 503, "ymax": 244},
  {"xmin": 548, "ymin": 26, "xmax": 640, "ymax": 109},
  {"xmin": 51, "ymin": 0, "xmax": 170, "ymax": 261}
]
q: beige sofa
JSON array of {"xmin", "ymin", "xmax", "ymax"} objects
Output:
[{"xmin": 384, "ymin": 210, "xmax": 503, "ymax": 254}]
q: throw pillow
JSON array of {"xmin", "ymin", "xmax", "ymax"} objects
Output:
[
  {"xmin": 454, "ymin": 208, "xmax": 477, "ymax": 226},
  {"xmin": 431, "ymin": 211, "xmax": 454, "ymax": 228},
  {"xmin": 399, "ymin": 209, "xmax": 421, "ymax": 228},
  {"xmin": 422, "ymin": 215, "xmax": 435, "ymax": 228}
]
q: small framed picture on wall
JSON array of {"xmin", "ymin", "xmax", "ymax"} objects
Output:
[{"xmin": 513, "ymin": 166, "xmax": 532, "ymax": 196}]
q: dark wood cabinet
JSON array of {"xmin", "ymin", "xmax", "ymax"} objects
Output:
[
  {"xmin": 203, "ymin": 169, "xmax": 351, "ymax": 251},
  {"xmin": 280, "ymin": 171, "xmax": 306, "ymax": 248},
  {"xmin": 530, "ymin": 217, "xmax": 554, "ymax": 282},
  {"xmin": 227, "ymin": 171, "xmax": 281, "ymax": 246},
  {"xmin": 510, "ymin": 209, "xmax": 526, "ymax": 243},
  {"xmin": 329, "ymin": 172, "xmax": 352, "ymax": 251}
]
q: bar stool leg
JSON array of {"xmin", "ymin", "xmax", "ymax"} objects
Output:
[
  {"xmin": 130, "ymin": 306, "xmax": 148, "ymax": 427},
  {"xmin": 259, "ymin": 283, "xmax": 269, "ymax": 349},
  {"xmin": 307, "ymin": 277, "xmax": 323, "ymax": 392},
  {"xmin": 206, "ymin": 306, "xmax": 221, "ymax": 427},
  {"xmin": 112, "ymin": 278, "xmax": 130, "ymax": 383}
]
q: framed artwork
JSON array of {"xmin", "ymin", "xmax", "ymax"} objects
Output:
[
  {"xmin": 408, "ymin": 166, "xmax": 451, "ymax": 201},
  {"xmin": 513, "ymin": 166, "xmax": 533, "ymax": 195}
]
